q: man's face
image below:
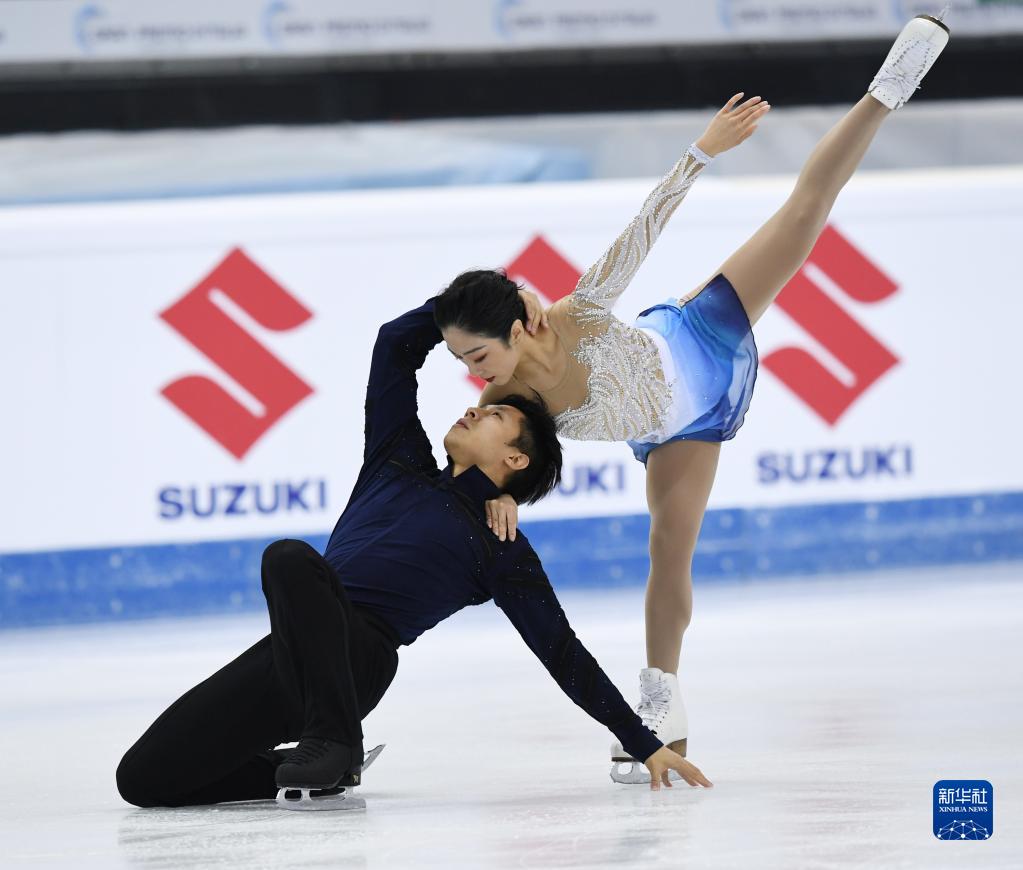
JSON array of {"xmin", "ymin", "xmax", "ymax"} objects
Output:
[{"xmin": 443, "ymin": 404, "xmax": 529, "ymax": 480}]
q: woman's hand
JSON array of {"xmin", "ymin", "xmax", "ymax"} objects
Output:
[
  {"xmin": 518, "ymin": 288, "xmax": 549, "ymax": 336},
  {"xmin": 695, "ymin": 93, "xmax": 771, "ymax": 158},
  {"xmin": 485, "ymin": 493, "xmax": 519, "ymax": 541},
  {"xmin": 643, "ymin": 746, "xmax": 713, "ymax": 791}
]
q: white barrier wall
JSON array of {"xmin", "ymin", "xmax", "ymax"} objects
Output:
[{"xmin": 2, "ymin": 164, "xmax": 1021, "ymax": 559}]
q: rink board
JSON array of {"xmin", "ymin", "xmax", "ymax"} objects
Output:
[
  {"xmin": 1, "ymin": 166, "xmax": 1021, "ymax": 626},
  {"xmin": 3, "ymin": 490, "xmax": 1023, "ymax": 627}
]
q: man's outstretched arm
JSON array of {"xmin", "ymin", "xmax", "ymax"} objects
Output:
[
  {"xmin": 491, "ymin": 547, "xmax": 712, "ymax": 787},
  {"xmin": 362, "ymin": 299, "xmax": 441, "ymax": 468}
]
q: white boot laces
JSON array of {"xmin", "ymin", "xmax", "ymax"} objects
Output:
[
  {"xmin": 875, "ymin": 36, "xmax": 933, "ymax": 101},
  {"xmin": 639, "ymin": 680, "xmax": 671, "ymax": 730}
]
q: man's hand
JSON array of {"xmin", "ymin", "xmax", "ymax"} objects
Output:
[
  {"xmin": 518, "ymin": 288, "xmax": 549, "ymax": 336},
  {"xmin": 485, "ymin": 493, "xmax": 519, "ymax": 541},
  {"xmin": 694, "ymin": 93, "xmax": 771, "ymax": 158},
  {"xmin": 643, "ymin": 746, "xmax": 713, "ymax": 791}
]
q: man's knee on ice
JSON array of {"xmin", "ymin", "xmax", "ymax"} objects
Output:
[{"xmin": 116, "ymin": 749, "xmax": 162, "ymax": 808}]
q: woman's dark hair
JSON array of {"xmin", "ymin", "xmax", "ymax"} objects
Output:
[
  {"xmin": 433, "ymin": 269, "xmax": 526, "ymax": 343},
  {"xmin": 499, "ymin": 393, "xmax": 563, "ymax": 505}
]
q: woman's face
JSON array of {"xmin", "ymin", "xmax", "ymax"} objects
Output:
[{"xmin": 442, "ymin": 325, "xmax": 520, "ymax": 385}]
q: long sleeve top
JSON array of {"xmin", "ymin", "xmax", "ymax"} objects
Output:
[
  {"xmin": 551, "ymin": 142, "xmax": 714, "ymax": 443},
  {"xmin": 323, "ymin": 300, "xmax": 662, "ymax": 763}
]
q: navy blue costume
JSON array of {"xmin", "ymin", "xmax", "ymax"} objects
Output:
[{"xmin": 115, "ymin": 301, "xmax": 659, "ymax": 809}]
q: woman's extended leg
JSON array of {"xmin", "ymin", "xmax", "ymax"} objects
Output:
[
  {"xmin": 644, "ymin": 439, "xmax": 721, "ymax": 673},
  {"xmin": 703, "ymin": 94, "xmax": 890, "ymax": 325},
  {"xmin": 632, "ymin": 18, "xmax": 950, "ymax": 763}
]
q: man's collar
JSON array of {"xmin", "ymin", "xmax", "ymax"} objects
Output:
[{"xmin": 442, "ymin": 460, "xmax": 502, "ymax": 506}]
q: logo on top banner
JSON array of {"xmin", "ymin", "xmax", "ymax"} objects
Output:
[
  {"xmin": 763, "ymin": 225, "xmax": 899, "ymax": 425},
  {"xmin": 73, "ymin": 5, "xmax": 249, "ymax": 57},
  {"xmin": 159, "ymin": 248, "xmax": 314, "ymax": 460},
  {"xmin": 494, "ymin": 1, "xmax": 659, "ymax": 42},
  {"xmin": 73, "ymin": 5, "xmax": 104, "ymax": 53}
]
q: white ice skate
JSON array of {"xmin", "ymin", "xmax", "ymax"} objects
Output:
[
  {"xmin": 868, "ymin": 10, "xmax": 950, "ymax": 111},
  {"xmin": 610, "ymin": 668, "xmax": 688, "ymax": 785},
  {"xmin": 276, "ymin": 743, "xmax": 385, "ymax": 811}
]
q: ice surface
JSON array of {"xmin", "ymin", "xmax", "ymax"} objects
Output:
[{"xmin": 2, "ymin": 564, "xmax": 1021, "ymax": 869}]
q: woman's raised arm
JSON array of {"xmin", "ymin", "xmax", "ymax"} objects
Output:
[{"xmin": 570, "ymin": 93, "xmax": 770, "ymax": 320}]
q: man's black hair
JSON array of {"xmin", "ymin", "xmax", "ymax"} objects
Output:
[{"xmin": 498, "ymin": 393, "xmax": 562, "ymax": 505}]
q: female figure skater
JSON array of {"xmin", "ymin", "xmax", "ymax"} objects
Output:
[{"xmin": 433, "ymin": 15, "xmax": 950, "ymax": 782}]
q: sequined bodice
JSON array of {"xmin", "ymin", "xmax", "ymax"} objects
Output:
[
  {"xmin": 554, "ymin": 318, "xmax": 670, "ymax": 442},
  {"xmin": 552, "ymin": 143, "xmax": 713, "ymax": 442}
]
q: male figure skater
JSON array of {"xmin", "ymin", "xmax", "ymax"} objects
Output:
[{"xmin": 116, "ymin": 299, "xmax": 711, "ymax": 809}]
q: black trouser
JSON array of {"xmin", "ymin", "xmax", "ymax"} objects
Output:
[{"xmin": 116, "ymin": 539, "xmax": 399, "ymax": 808}]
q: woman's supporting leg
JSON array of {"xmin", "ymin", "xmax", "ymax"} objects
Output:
[
  {"xmin": 706, "ymin": 94, "xmax": 890, "ymax": 326},
  {"xmin": 644, "ymin": 439, "xmax": 721, "ymax": 673}
]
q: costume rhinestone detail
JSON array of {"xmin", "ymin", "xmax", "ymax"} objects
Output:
[{"xmin": 554, "ymin": 145, "xmax": 712, "ymax": 442}]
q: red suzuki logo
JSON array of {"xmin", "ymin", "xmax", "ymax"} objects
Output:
[
  {"xmin": 159, "ymin": 248, "xmax": 314, "ymax": 459},
  {"xmin": 763, "ymin": 225, "xmax": 899, "ymax": 425},
  {"xmin": 494, "ymin": 225, "xmax": 898, "ymax": 425}
]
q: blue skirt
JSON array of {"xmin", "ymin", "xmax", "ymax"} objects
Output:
[{"xmin": 626, "ymin": 274, "xmax": 758, "ymax": 464}]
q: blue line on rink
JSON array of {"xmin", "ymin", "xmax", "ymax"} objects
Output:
[{"xmin": 2, "ymin": 490, "xmax": 1023, "ymax": 629}]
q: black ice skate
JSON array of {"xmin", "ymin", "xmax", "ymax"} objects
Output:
[{"xmin": 275, "ymin": 739, "xmax": 385, "ymax": 811}]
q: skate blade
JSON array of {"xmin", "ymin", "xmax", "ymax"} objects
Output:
[
  {"xmin": 334, "ymin": 743, "xmax": 387, "ymax": 788},
  {"xmin": 361, "ymin": 743, "xmax": 385, "ymax": 775},
  {"xmin": 276, "ymin": 785, "xmax": 366, "ymax": 812},
  {"xmin": 609, "ymin": 761, "xmax": 683, "ymax": 786}
]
